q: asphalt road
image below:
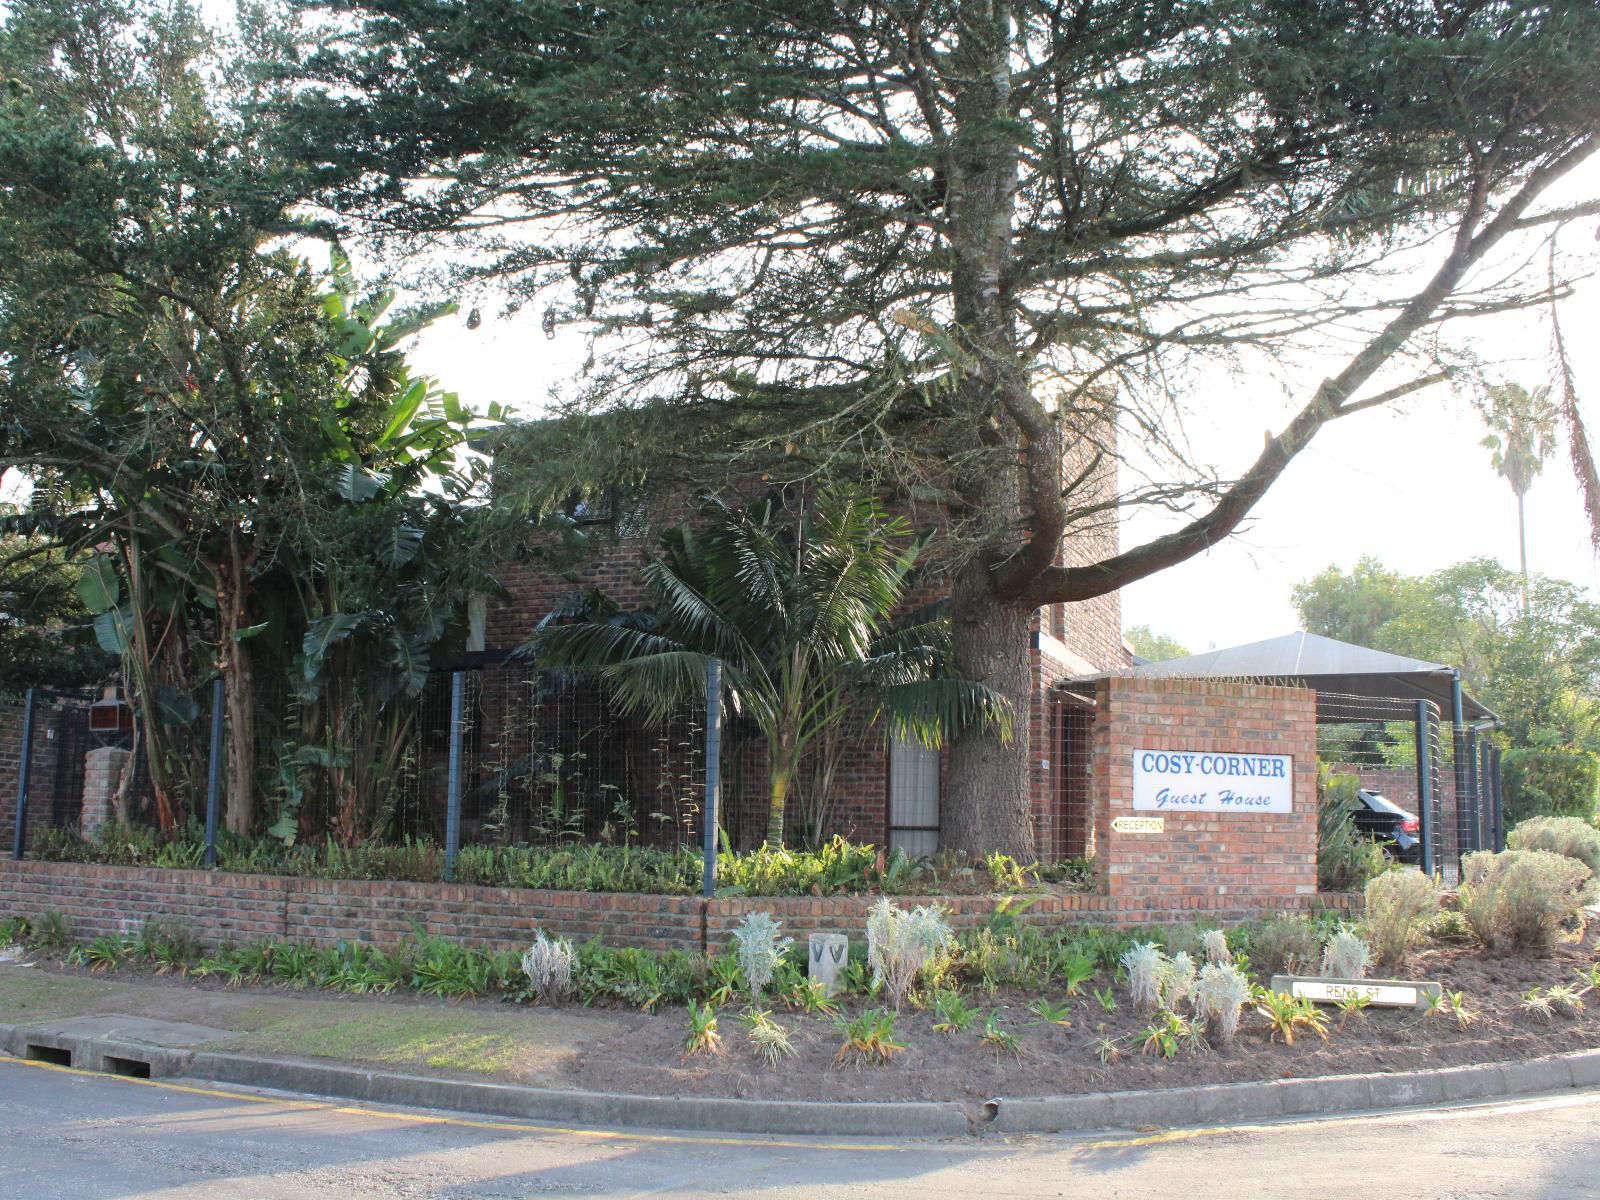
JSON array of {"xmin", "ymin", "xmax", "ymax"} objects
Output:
[{"xmin": 3, "ymin": 1058, "xmax": 1600, "ymax": 1200}]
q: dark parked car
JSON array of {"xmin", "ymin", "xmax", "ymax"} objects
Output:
[{"xmin": 1350, "ymin": 788, "xmax": 1422, "ymax": 863}]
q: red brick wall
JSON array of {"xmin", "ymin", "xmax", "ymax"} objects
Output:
[
  {"xmin": 1, "ymin": 859, "xmax": 1355, "ymax": 958},
  {"xmin": 0, "ymin": 860, "xmax": 703, "ymax": 954},
  {"xmin": 1092, "ymin": 677, "xmax": 1319, "ymax": 911}
]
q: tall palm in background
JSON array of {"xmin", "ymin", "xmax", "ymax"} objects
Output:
[
  {"xmin": 1476, "ymin": 382, "xmax": 1559, "ymax": 614},
  {"xmin": 529, "ymin": 490, "xmax": 1010, "ymax": 848}
]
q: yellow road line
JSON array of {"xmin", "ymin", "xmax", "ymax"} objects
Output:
[{"xmin": 3, "ymin": 1052, "xmax": 1595, "ymax": 1155}]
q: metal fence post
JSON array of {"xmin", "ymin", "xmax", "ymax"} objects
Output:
[
  {"xmin": 1466, "ymin": 727, "xmax": 1481, "ymax": 854},
  {"xmin": 204, "ymin": 677, "xmax": 225, "ymax": 868},
  {"xmin": 702, "ymin": 658, "xmax": 721, "ymax": 899},
  {"xmin": 11, "ymin": 687, "xmax": 37, "ymax": 860},
  {"xmin": 1492, "ymin": 745, "xmax": 1505, "ymax": 850},
  {"xmin": 1450, "ymin": 670, "xmax": 1470, "ymax": 871},
  {"xmin": 444, "ymin": 670, "xmax": 465, "ymax": 883},
  {"xmin": 1414, "ymin": 700, "xmax": 1434, "ymax": 877}
]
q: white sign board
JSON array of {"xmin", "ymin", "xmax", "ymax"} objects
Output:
[
  {"xmin": 1131, "ymin": 749, "xmax": 1293, "ymax": 814},
  {"xmin": 1290, "ymin": 980, "xmax": 1419, "ymax": 1007},
  {"xmin": 1111, "ymin": 816, "xmax": 1164, "ymax": 834}
]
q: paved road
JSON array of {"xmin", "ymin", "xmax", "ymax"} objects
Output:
[{"xmin": 3, "ymin": 1058, "xmax": 1599, "ymax": 1199}]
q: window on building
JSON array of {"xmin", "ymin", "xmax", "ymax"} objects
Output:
[{"xmin": 887, "ymin": 735, "xmax": 940, "ymax": 858}]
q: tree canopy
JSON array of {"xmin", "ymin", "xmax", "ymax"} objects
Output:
[
  {"xmin": 277, "ymin": 0, "xmax": 1600, "ymax": 856},
  {"xmin": 0, "ymin": 0, "xmax": 521, "ymax": 842},
  {"xmin": 1294, "ymin": 557, "xmax": 1600, "ymax": 751},
  {"xmin": 1124, "ymin": 625, "xmax": 1191, "ymax": 664}
]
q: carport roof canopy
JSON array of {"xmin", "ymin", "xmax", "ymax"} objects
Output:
[{"xmin": 1100, "ymin": 631, "xmax": 1495, "ymax": 724}]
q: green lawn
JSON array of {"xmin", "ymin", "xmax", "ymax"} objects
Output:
[{"xmin": 0, "ymin": 963, "xmax": 623, "ymax": 1084}]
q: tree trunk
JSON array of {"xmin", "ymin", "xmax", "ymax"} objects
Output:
[
  {"xmin": 765, "ymin": 764, "xmax": 790, "ymax": 848},
  {"xmin": 942, "ymin": 567, "xmax": 1036, "ymax": 861},
  {"xmin": 1517, "ymin": 489, "xmax": 1530, "ymax": 616},
  {"xmin": 217, "ymin": 552, "xmax": 255, "ymax": 837}
]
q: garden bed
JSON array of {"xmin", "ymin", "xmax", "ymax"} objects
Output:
[{"xmin": 2, "ymin": 912, "xmax": 1594, "ymax": 1111}]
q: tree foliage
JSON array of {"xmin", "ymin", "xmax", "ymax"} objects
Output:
[
  {"xmin": 0, "ymin": 527, "xmax": 114, "ymax": 692},
  {"xmin": 1475, "ymin": 380, "xmax": 1559, "ymax": 611},
  {"xmin": 279, "ymin": 0, "xmax": 1600, "ymax": 856},
  {"xmin": 1294, "ymin": 557, "xmax": 1600, "ymax": 750},
  {"xmin": 0, "ymin": 0, "xmax": 520, "ymax": 842},
  {"xmin": 1124, "ymin": 625, "xmax": 1191, "ymax": 665}
]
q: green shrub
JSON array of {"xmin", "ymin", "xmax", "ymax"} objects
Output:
[
  {"xmin": 1507, "ymin": 816, "xmax": 1600, "ymax": 876},
  {"xmin": 1246, "ymin": 914, "xmax": 1321, "ymax": 976},
  {"xmin": 1502, "ymin": 747, "xmax": 1599, "ymax": 824},
  {"xmin": 1317, "ymin": 769, "xmax": 1387, "ymax": 892},
  {"xmin": 30, "ymin": 827, "xmax": 1092, "ymax": 899},
  {"xmin": 30, "ymin": 909, "xmax": 73, "ymax": 949},
  {"xmin": 1361, "ymin": 869, "xmax": 1439, "ymax": 971},
  {"xmin": 1458, "ymin": 849, "xmax": 1596, "ymax": 954}
]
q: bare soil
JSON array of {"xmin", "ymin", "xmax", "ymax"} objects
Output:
[{"xmin": 2, "ymin": 929, "xmax": 1596, "ymax": 1109}]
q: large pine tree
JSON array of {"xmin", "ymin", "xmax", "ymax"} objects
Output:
[{"xmin": 280, "ymin": 1, "xmax": 1600, "ymax": 856}]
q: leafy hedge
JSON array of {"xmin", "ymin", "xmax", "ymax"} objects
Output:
[
  {"xmin": 24, "ymin": 824, "xmax": 1095, "ymax": 898},
  {"xmin": 1502, "ymin": 747, "xmax": 1599, "ymax": 825}
]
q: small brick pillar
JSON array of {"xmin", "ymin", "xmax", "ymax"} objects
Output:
[
  {"xmin": 1092, "ymin": 677, "xmax": 1319, "ymax": 915},
  {"xmin": 81, "ymin": 746, "xmax": 130, "ymax": 838}
]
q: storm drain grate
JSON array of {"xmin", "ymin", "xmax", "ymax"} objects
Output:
[{"xmin": 24, "ymin": 1044, "xmax": 72, "ymax": 1067}]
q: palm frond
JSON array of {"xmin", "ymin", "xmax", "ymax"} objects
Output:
[{"xmin": 876, "ymin": 679, "xmax": 1015, "ymax": 748}]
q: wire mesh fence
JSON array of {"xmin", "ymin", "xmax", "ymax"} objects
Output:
[
  {"xmin": 7, "ymin": 663, "xmax": 708, "ymax": 861},
  {"xmin": 1315, "ymin": 691, "xmax": 1503, "ymax": 885}
]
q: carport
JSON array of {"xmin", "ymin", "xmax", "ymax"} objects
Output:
[{"xmin": 1079, "ymin": 631, "xmax": 1502, "ymax": 878}]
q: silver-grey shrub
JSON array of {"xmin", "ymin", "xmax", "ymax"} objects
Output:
[
  {"xmin": 1508, "ymin": 817, "xmax": 1600, "ymax": 877},
  {"xmin": 1361, "ymin": 869, "xmax": 1439, "ymax": 971},
  {"xmin": 733, "ymin": 911, "xmax": 794, "ymax": 999},
  {"xmin": 1161, "ymin": 950, "xmax": 1198, "ymax": 1011},
  {"xmin": 1320, "ymin": 924, "xmax": 1372, "ymax": 979},
  {"xmin": 1201, "ymin": 929, "xmax": 1232, "ymax": 966},
  {"xmin": 866, "ymin": 898, "xmax": 953, "ymax": 1011},
  {"xmin": 1459, "ymin": 849, "xmax": 1596, "ymax": 954},
  {"xmin": 520, "ymin": 930, "xmax": 576, "ymax": 1006},
  {"xmin": 1121, "ymin": 941, "xmax": 1165, "ymax": 1013},
  {"xmin": 1195, "ymin": 963, "xmax": 1252, "ymax": 1046}
]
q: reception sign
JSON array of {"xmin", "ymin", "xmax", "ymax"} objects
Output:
[{"xmin": 1131, "ymin": 749, "xmax": 1293, "ymax": 813}]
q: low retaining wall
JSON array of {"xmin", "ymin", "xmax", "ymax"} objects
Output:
[{"xmin": 0, "ymin": 860, "xmax": 1358, "ymax": 957}]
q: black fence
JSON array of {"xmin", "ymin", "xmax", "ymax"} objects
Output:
[
  {"xmin": 1316, "ymin": 691, "xmax": 1503, "ymax": 885},
  {"xmin": 8, "ymin": 663, "xmax": 714, "ymax": 875}
]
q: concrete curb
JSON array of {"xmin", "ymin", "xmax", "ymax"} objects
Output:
[
  {"xmin": 188, "ymin": 1053, "xmax": 972, "ymax": 1137},
  {"xmin": 3, "ymin": 1018, "xmax": 1597, "ymax": 1137}
]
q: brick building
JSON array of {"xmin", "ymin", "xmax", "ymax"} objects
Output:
[{"xmin": 479, "ymin": 420, "xmax": 1132, "ymax": 859}]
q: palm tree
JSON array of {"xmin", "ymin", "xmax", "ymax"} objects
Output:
[
  {"xmin": 1476, "ymin": 382, "xmax": 1558, "ymax": 615},
  {"xmin": 529, "ymin": 489, "xmax": 1010, "ymax": 848}
]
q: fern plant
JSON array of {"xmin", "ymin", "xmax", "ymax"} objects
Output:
[
  {"xmin": 1256, "ymin": 990, "xmax": 1329, "ymax": 1045},
  {"xmin": 979, "ymin": 1012, "xmax": 1024, "ymax": 1062},
  {"xmin": 931, "ymin": 988, "xmax": 978, "ymax": 1034},
  {"xmin": 740, "ymin": 1008, "xmax": 795, "ymax": 1068},
  {"xmin": 682, "ymin": 1000, "xmax": 722, "ymax": 1060},
  {"xmin": 1027, "ymin": 997, "xmax": 1073, "ymax": 1027},
  {"xmin": 834, "ymin": 1008, "xmax": 905, "ymax": 1067}
]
